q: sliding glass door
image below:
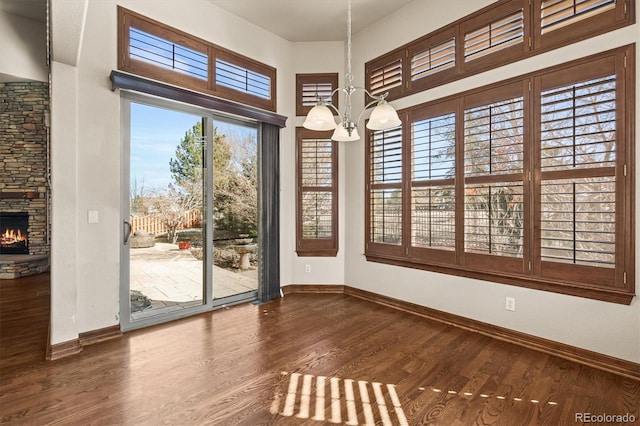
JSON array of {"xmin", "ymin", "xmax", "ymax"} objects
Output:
[
  {"xmin": 209, "ymin": 117, "xmax": 260, "ymax": 300},
  {"xmin": 121, "ymin": 94, "xmax": 259, "ymax": 330}
]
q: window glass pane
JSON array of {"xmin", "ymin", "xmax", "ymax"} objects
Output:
[
  {"xmin": 371, "ymin": 189, "xmax": 403, "ymax": 245},
  {"xmin": 412, "ymin": 113, "xmax": 455, "ymax": 180},
  {"xmin": 302, "ymin": 192, "xmax": 333, "ymax": 239},
  {"xmin": 541, "ymin": 0, "xmax": 616, "ymax": 33},
  {"xmin": 465, "ymin": 97, "xmax": 524, "ymax": 177},
  {"xmin": 465, "ymin": 10, "xmax": 524, "ymax": 61},
  {"xmin": 465, "ymin": 183, "xmax": 524, "ymax": 257},
  {"xmin": 411, "ymin": 38, "xmax": 456, "ymax": 81},
  {"xmin": 541, "ymin": 177, "xmax": 615, "ymax": 267},
  {"xmin": 541, "ymin": 75, "xmax": 616, "ymax": 171},
  {"xmin": 129, "ymin": 27, "xmax": 208, "ymax": 80},
  {"xmin": 215, "ymin": 59, "xmax": 271, "ymax": 100},
  {"xmin": 412, "ymin": 186, "xmax": 455, "ymax": 250}
]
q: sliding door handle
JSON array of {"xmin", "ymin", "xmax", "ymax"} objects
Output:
[{"xmin": 123, "ymin": 220, "xmax": 132, "ymax": 244}]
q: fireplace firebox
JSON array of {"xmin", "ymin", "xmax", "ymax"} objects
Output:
[{"xmin": 0, "ymin": 212, "xmax": 29, "ymax": 255}]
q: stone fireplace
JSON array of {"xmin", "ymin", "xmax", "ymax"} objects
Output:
[{"xmin": 0, "ymin": 82, "xmax": 50, "ymax": 279}]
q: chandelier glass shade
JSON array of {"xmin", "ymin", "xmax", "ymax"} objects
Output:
[{"xmin": 302, "ymin": 0, "xmax": 401, "ymax": 141}]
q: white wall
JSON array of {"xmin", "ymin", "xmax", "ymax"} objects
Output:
[
  {"xmin": 0, "ymin": 11, "xmax": 47, "ymax": 82},
  {"xmin": 48, "ymin": 0, "xmax": 296, "ymax": 344},
  {"xmin": 50, "ymin": 61, "xmax": 79, "ymax": 344},
  {"xmin": 345, "ymin": 0, "xmax": 640, "ymax": 363},
  {"xmin": 288, "ymin": 42, "xmax": 346, "ymax": 285}
]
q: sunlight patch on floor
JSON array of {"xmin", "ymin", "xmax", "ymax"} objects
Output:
[
  {"xmin": 420, "ymin": 385, "xmax": 559, "ymax": 406},
  {"xmin": 272, "ymin": 372, "xmax": 408, "ymax": 425}
]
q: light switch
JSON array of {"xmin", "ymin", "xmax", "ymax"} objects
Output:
[{"xmin": 88, "ymin": 210, "xmax": 99, "ymax": 224}]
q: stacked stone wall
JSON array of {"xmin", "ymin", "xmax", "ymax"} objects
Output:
[{"xmin": 0, "ymin": 82, "xmax": 50, "ymax": 277}]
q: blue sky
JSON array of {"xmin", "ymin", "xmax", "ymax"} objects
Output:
[{"xmin": 130, "ymin": 102, "xmax": 255, "ymax": 190}]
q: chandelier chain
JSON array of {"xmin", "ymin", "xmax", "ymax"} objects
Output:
[
  {"xmin": 346, "ymin": 0, "xmax": 353, "ymax": 86},
  {"xmin": 302, "ymin": 0, "xmax": 400, "ymax": 140}
]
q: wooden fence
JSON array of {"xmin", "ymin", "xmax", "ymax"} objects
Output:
[{"xmin": 130, "ymin": 210, "xmax": 202, "ymax": 235}]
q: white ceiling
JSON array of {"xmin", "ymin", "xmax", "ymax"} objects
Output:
[
  {"xmin": 0, "ymin": 0, "xmax": 415, "ymax": 41},
  {"xmin": 208, "ymin": 0, "xmax": 415, "ymax": 42}
]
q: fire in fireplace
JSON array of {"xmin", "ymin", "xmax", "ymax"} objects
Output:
[{"xmin": 0, "ymin": 212, "xmax": 29, "ymax": 255}]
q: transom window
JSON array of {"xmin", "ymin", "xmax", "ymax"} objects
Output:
[
  {"xmin": 540, "ymin": 0, "xmax": 616, "ymax": 34},
  {"xmin": 366, "ymin": 0, "xmax": 633, "ymax": 101},
  {"xmin": 129, "ymin": 27, "xmax": 208, "ymax": 81},
  {"xmin": 296, "ymin": 74, "xmax": 339, "ymax": 116},
  {"xmin": 215, "ymin": 59, "xmax": 271, "ymax": 100},
  {"xmin": 118, "ymin": 7, "xmax": 277, "ymax": 111},
  {"xmin": 411, "ymin": 38, "xmax": 456, "ymax": 82},
  {"xmin": 464, "ymin": 9, "xmax": 525, "ymax": 62}
]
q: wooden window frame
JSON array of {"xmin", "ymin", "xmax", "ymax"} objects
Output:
[
  {"xmin": 365, "ymin": 0, "xmax": 634, "ymax": 103},
  {"xmin": 296, "ymin": 128, "xmax": 339, "ymax": 257},
  {"xmin": 118, "ymin": 6, "xmax": 277, "ymax": 112},
  {"xmin": 296, "ymin": 73, "xmax": 339, "ymax": 117},
  {"xmin": 365, "ymin": 46, "xmax": 634, "ymax": 305}
]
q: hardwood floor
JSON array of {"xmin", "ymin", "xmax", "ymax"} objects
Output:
[{"xmin": 1, "ymin": 274, "xmax": 638, "ymax": 425}]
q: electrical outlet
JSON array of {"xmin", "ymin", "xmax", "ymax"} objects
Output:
[
  {"xmin": 505, "ymin": 297, "xmax": 516, "ymax": 312},
  {"xmin": 305, "ymin": 264, "xmax": 311, "ymax": 273}
]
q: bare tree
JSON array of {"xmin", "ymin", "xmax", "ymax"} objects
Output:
[
  {"xmin": 130, "ymin": 177, "xmax": 147, "ymax": 215},
  {"xmin": 149, "ymin": 178, "xmax": 202, "ymax": 244}
]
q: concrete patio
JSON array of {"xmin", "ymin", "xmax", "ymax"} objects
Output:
[{"xmin": 129, "ymin": 242, "xmax": 258, "ymax": 319}]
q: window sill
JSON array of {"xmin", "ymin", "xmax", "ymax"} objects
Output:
[{"xmin": 296, "ymin": 249, "xmax": 338, "ymax": 258}]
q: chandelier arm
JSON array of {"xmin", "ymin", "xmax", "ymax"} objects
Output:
[
  {"xmin": 343, "ymin": 85, "xmax": 390, "ymax": 102},
  {"xmin": 359, "ymin": 88, "xmax": 389, "ymax": 101}
]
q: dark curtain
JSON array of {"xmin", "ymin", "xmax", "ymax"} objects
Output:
[{"xmin": 258, "ymin": 122, "xmax": 281, "ymax": 302}]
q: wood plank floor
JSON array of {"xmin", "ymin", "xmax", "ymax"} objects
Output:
[{"xmin": 1, "ymin": 273, "xmax": 638, "ymax": 425}]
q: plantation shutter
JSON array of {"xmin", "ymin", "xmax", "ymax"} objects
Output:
[
  {"xmin": 366, "ymin": 51, "xmax": 405, "ymax": 101},
  {"xmin": 367, "ymin": 125, "xmax": 404, "ymax": 252},
  {"xmin": 535, "ymin": 56, "xmax": 622, "ymax": 288},
  {"xmin": 410, "ymin": 103, "xmax": 457, "ymax": 262},
  {"xmin": 463, "ymin": 83, "xmax": 526, "ymax": 274},
  {"xmin": 296, "ymin": 74, "xmax": 339, "ymax": 116},
  {"xmin": 411, "ymin": 38, "xmax": 456, "ymax": 82},
  {"xmin": 301, "ymin": 83, "xmax": 333, "ymax": 108},
  {"xmin": 464, "ymin": 9, "xmax": 525, "ymax": 62},
  {"xmin": 534, "ymin": 0, "xmax": 626, "ymax": 50},
  {"xmin": 296, "ymin": 129, "xmax": 338, "ymax": 257},
  {"xmin": 541, "ymin": 0, "xmax": 616, "ymax": 33}
]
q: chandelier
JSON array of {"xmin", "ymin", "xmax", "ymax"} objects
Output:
[{"xmin": 302, "ymin": 0, "xmax": 401, "ymax": 141}]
